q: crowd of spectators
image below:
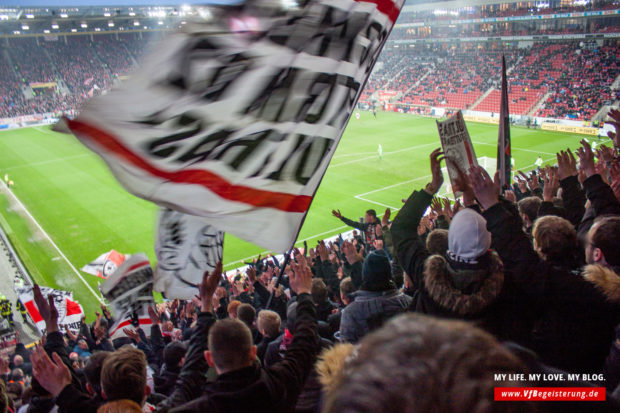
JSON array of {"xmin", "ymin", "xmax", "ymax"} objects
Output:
[
  {"xmin": 360, "ymin": 40, "xmax": 618, "ymax": 120},
  {"xmin": 3, "ymin": 109, "xmax": 620, "ymax": 412}
]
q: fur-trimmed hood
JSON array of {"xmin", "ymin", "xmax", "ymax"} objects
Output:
[
  {"xmin": 315, "ymin": 343, "xmax": 356, "ymax": 396},
  {"xmin": 423, "ymin": 252, "xmax": 504, "ymax": 316},
  {"xmin": 582, "ymin": 264, "xmax": 620, "ymax": 303}
]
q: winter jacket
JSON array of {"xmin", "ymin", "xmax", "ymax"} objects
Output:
[
  {"xmin": 157, "ymin": 294, "xmax": 319, "ymax": 413},
  {"xmin": 339, "ymin": 289, "xmax": 412, "ymax": 343},
  {"xmin": 392, "ymin": 189, "xmax": 533, "ymax": 344},
  {"xmin": 484, "ymin": 200, "xmax": 620, "ymax": 373}
]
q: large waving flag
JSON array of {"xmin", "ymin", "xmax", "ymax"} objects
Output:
[
  {"xmin": 497, "ymin": 54, "xmax": 512, "ymax": 190},
  {"xmin": 67, "ymin": 0, "xmax": 404, "ymax": 253}
]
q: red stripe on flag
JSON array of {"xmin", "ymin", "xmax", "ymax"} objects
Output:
[
  {"xmin": 125, "ymin": 261, "xmax": 151, "ymax": 274},
  {"xmin": 67, "ymin": 119, "xmax": 312, "ymax": 213},
  {"xmin": 23, "ymin": 301, "xmax": 43, "ymax": 323},
  {"xmin": 111, "ymin": 318, "xmax": 153, "ymax": 336},
  {"xmin": 356, "ymin": 0, "xmax": 401, "ymax": 23}
]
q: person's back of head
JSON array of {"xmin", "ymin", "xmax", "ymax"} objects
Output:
[
  {"xmin": 10, "ymin": 368, "xmax": 23, "ymax": 382},
  {"xmin": 426, "ymin": 229, "xmax": 449, "ymax": 256},
  {"xmin": 207, "ymin": 319, "xmax": 255, "ymax": 375},
  {"xmin": 237, "ymin": 304, "xmax": 256, "ymax": 330},
  {"xmin": 227, "ymin": 300, "xmax": 242, "ymax": 318},
  {"xmin": 447, "ymin": 208, "xmax": 492, "ymax": 265},
  {"xmin": 361, "ymin": 250, "xmax": 395, "ymax": 292},
  {"xmin": 163, "ymin": 341, "xmax": 187, "ymax": 371},
  {"xmin": 101, "ymin": 346, "xmax": 147, "ymax": 406},
  {"xmin": 339, "ymin": 277, "xmax": 355, "ymax": 306},
  {"xmin": 84, "ymin": 351, "xmax": 110, "ymax": 397},
  {"xmin": 257, "ymin": 310, "xmax": 281, "ymax": 339},
  {"xmin": 311, "ymin": 279, "xmax": 329, "ymax": 305},
  {"xmin": 532, "ymin": 215, "xmax": 578, "ymax": 264},
  {"xmin": 97, "ymin": 399, "xmax": 142, "ymax": 413},
  {"xmin": 322, "ymin": 313, "xmax": 531, "ymax": 413},
  {"xmin": 518, "ymin": 196, "xmax": 542, "ymax": 228}
]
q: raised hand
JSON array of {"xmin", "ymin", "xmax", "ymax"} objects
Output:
[
  {"xmin": 31, "ymin": 344, "xmax": 71, "ymax": 397},
  {"xmin": 381, "ymin": 208, "xmax": 391, "ymax": 227},
  {"xmin": 430, "ymin": 197, "xmax": 444, "ymax": 217},
  {"xmin": 246, "ymin": 265, "xmax": 257, "ymax": 285},
  {"xmin": 331, "ymin": 209, "xmax": 343, "ymax": 219},
  {"xmin": 147, "ymin": 306, "xmax": 160, "ymax": 325},
  {"xmin": 469, "ymin": 165, "xmax": 499, "ymax": 210},
  {"xmin": 543, "ymin": 167, "xmax": 560, "ymax": 202},
  {"xmin": 504, "ymin": 190, "xmax": 517, "ymax": 203},
  {"xmin": 317, "ymin": 240, "xmax": 330, "ymax": 262},
  {"xmin": 33, "ymin": 284, "xmax": 58, "ymax": 333},
  {"xmin": 606, "ymin": 108, "xmax": 620, "ymax": 148},
  {"xmin": 341, "ymin": 240, "xmax": 363, "ymax": 265},
  {"xmin": 556, "ymin": 149, "xmax": 577, "ymax": 180},
  {"xmin": 424, "ymin": 148, "xmax": 445, "ymax": 195},
  {"xmin": 289, "ymin": 249, "xmax": 312, "ymax": 295},
  {"xmin": 123, "ymin": 328, "xmax": 141, "ymax": 343},
  {"xmin": 576, "ymin": 139, "xmax": 596, "ymax": 178},
  {"xmin": 199, "ymin": 262, "xmax": 223, "ymax": 313}
]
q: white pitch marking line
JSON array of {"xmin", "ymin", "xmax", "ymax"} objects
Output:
[
  {"xmin": 0, "ymin": 181, "xmax": 103, "ymax": 302},
  {"xmin": 472, "ymin": 141, "xmax": 554, "ymax": 156},
  {"xmin": 3, "ymin": 153, "xmax": 91, "ymax": 172},
  {"xmin": 330, "ymin": 142, "xmax": 437, "ymax": 168}
]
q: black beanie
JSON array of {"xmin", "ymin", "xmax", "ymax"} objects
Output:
[{"xmin": 362, "ymin": 250, "xmax": 395, "ymax": 292}]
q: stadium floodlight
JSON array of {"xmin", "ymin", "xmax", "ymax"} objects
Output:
[
  {"xmin": 21, "ymin": 24, "xmax": 29, "ymax": 30},
  {"xmin": 81, "ymin": 22, "xmax": 87, "ymax": 28},
  {"xmin": 71, "ymin": 28, "xmax": 77, "ymax": 32},
  {"xmin": 129, "ymin": 11, "xmax": 136, "ymax": 16},
  {"xmin": 104, "ymin": 12, "xmax": 111, "ymax": 17},
  {"xmin": 95, "ymin": 27, "xmax": 101, "ymax": 31},
  {"xmin": 26, "ymin": 14, "xmax": 34, "ymax": 19},
  {"xmin": 60, "ymin": 13, "xmax": 68, "ymax": 18},
  {"xmin": 51, "ymin": 23, "xmax": 59, "ymax": 29},
  {"xmin": 43, "ymin": 29, "xmax": 50, "ymax": 33},
  {"xmin": 108, "ymin": 21, "xmax": 114, "ymax": 27},
  {"xmin": 133, "ymin": 20, "xmax": 140, "ymax": 26},
  {"xmin": 13, "ymin": 30, "xmax": 20, "ymax": 34}
]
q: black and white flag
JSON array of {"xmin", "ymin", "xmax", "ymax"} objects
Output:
[
  {"xmin": 100, "ymin": 253, "xmax": 155, "ymax": 339},
  {"xmin": 67, "ymin": 0, "xmax": 404, "ymax": 252},
  {"xmin": 154, "ymin": 209, "xmax": 224, "ymax": 299}
]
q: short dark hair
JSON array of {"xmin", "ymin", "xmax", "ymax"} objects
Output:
[
  {"xmin": 208, "ymin": 319, "xmax": 253, "ymax": 371},
  {"xmin": 311, "ymin": 279, "xmax": 328, "ymax": 304},
  {"xmin": 518, "ymin": 196, "xmax": 542, "ymax": 224},
  {"xmin": 365, "ymin": 209, "xmax": 377, "ymax": 219},
  {"xmin": 101, "ymin": 346, "xmax": 146, "ymax": 406},
  {"xmin": 592, "ymin": 216, "xmax": 620, "ymax": 266},
  {"xmin": 84, "ymin": 352, "xmax": 110, "ymax": 395},
  {"xmin": 237, "ymin": 304, "xmax": 256, "ymax": 329},
  {"xmin": 324, "ymin": 314, "xmax": 531, "ymax": 413},
  {"xmin": 163, "ymin": 341, "xmax": 187, "ymax": 369}
]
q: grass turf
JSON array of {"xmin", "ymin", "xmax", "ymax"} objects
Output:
[{"xmin": 0, "ymin": 111, "xmax": 606, "ymax": 319}]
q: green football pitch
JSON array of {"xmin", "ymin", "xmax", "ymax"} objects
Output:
[{"xmin": 0, "ymin": 111, "xmax": 607, "ymax": 319}]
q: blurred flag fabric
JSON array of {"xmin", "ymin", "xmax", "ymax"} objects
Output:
[
  {"xmin": 67, "ymin": 0, "xmax": 404, "ymax": 253},
  {"xmin": 100, "ymin": 253, "xmax": 155, "ymax": 339},
  {"xmin": 497, "ymin": 54, "xmax": 512, "ymax": 190},
  {"xmin": 81, "ymin": 249, "xmax": 127, "ymax": 280},
  {"xmin": 154, "ymin": 208, "xmax": 224, "ymax": 299}
]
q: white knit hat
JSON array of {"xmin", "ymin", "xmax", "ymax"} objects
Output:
[{"xmin": 447, "ymin": 208, "xmax": 492, "ymax": 264}]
